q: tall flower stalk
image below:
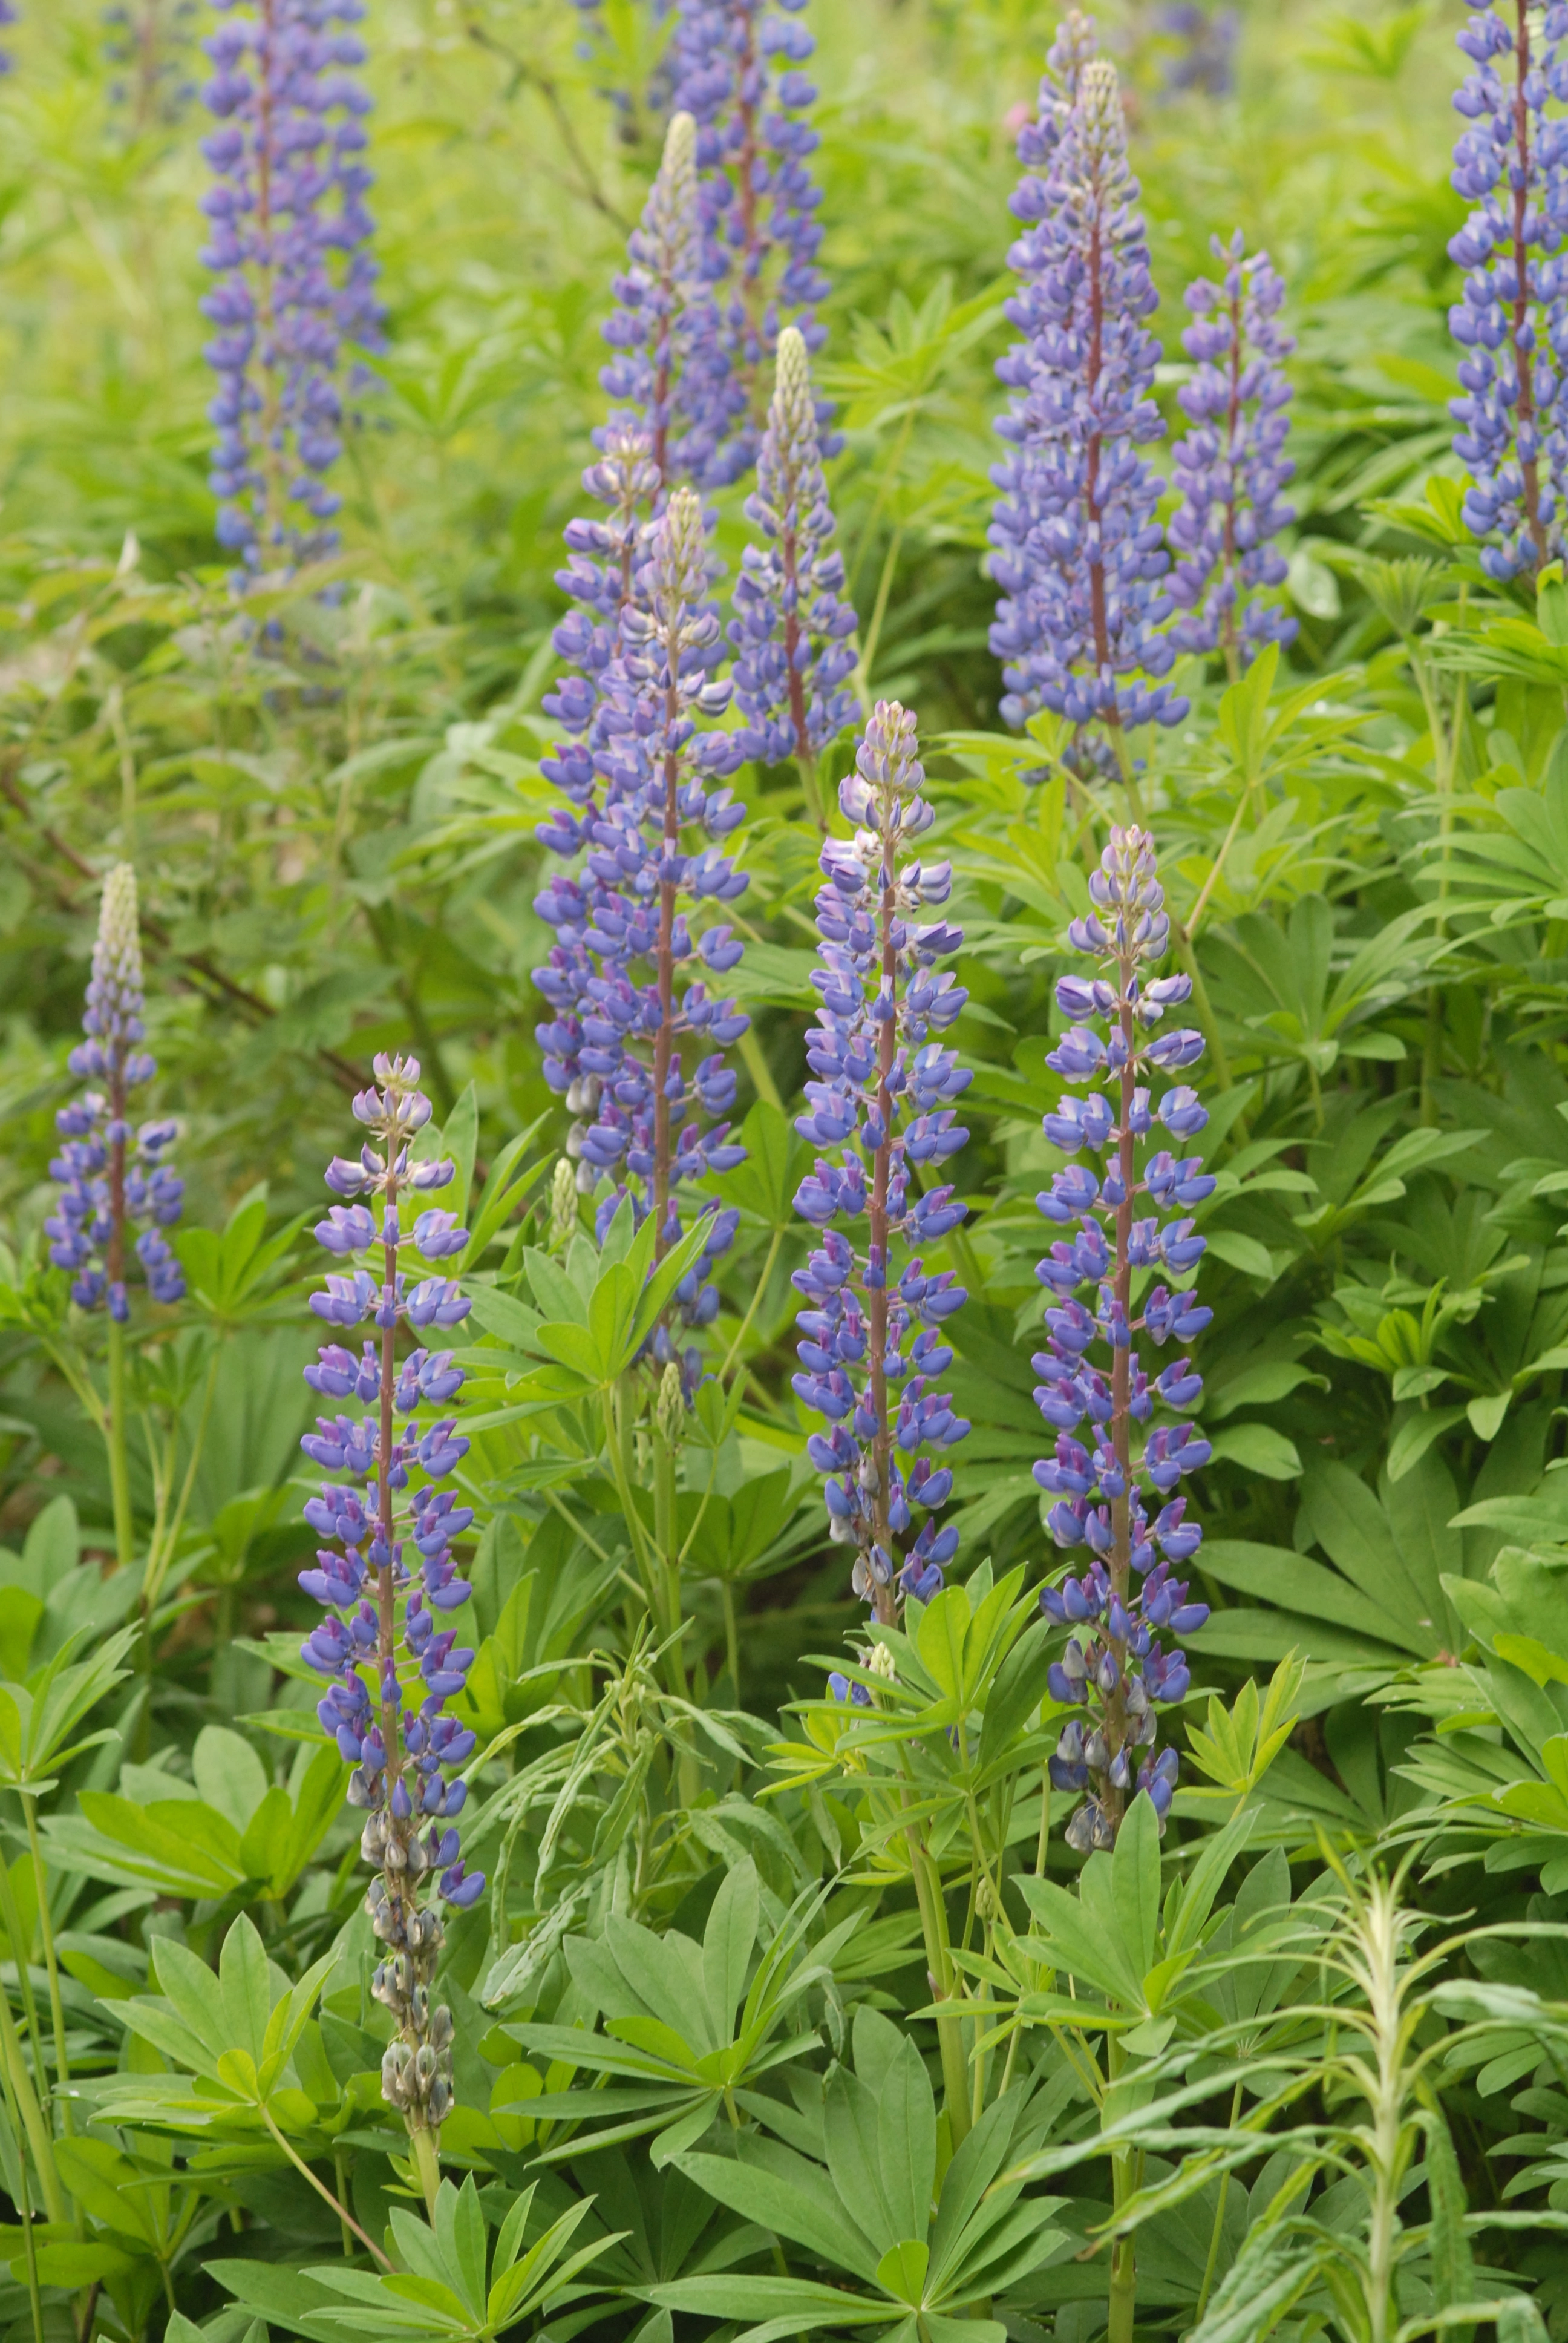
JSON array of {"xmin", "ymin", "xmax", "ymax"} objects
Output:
[
  {"xmin": 535, "ymin": 487, "xmax": 750, "ymax": 1677},
  {"xmin": 46, "ymin": 864, "xmax": 184, "ymax": 1573},
  {"xmin": 989, "ymin": 14, "xmax": 1186, "ymax": 769},
  {"xmin": 1167, "ymin": 232, "xmax": 1297, "ymax": 678},
  {"xmin": 199, "ymin": 0, "xmax": 382, "ymax": 573},
  {"xmin": 1448, "ymin": 0, "xmax": 1568, "ymax": 578},
  {"xmin": 299, "ymin": 1052, "xmax": 480, "ymax": 2210},
  {"xmin": 599, "ymin": 108, "xmax": 737, "ymax": 496},
  {"xmin": 1033, "ymin": 825, "xmax": 1211, "ymax": 1853},
  {"xmin": 730, "ymin": 325, "xmax": 857, "ymax": 825},
  {"xmin": 791, "ymin": 701, "xmax": 970, "ymax": 1627},
  {"xmin": 672, "ymin": 0, "xmax": 829, "ymax": 462}
]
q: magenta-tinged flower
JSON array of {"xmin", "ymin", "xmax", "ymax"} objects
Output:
[
  {"xmin": 298, "ymin": 1052, "xmax": 482, "ymax": 2140},
  {"xmin": 792, "ymin": 701, "xmax": 972, "ymax": 1621},
  {"xmin": 199, "ymin": 0, "xmax": 384, "ymax": 573},
  {"xmin": 1035, "ymin": 827, "xmax": 1210, "ymax": 1852},
  {"xmin": 46, "ymin": 865, "xmax": 184, "ymax": 1322},
  {"xmin": 989, "ymin": 14, "xmax": 1187, "ymax": 758},
  {"xmin": 1168, "ymin": 232, "xmax": 1297, "ymax": 665}
]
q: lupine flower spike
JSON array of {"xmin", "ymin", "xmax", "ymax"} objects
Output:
[
  {"xmin": 200, "ymin": 0, "xmax": 383, "ymax": 573},
  {"xmin": 990, "ymin": 15, "xmax": 1187, "ymax": 765},
  {"xmin": 534, "ymin": 486, "xmax": 750, "ymax": 1382},
  {"xmin": 730, "ymin": 326, "xmax": 858, "ymax": 824},
  {"xmin": 1034, "ymin": 827, "xmax": 1212, "ymax": 1849},
  {"xmin": 601, "ymin": 109, "xmax": 737, "ymax": 494},
  {"xmin": 672, "ymin": 0, "xmax": 829, "ymax": 470},
  {"xmin": 48, "ymin": 865, "xmax": 184, "ymax": 1322},
  {"xmin": 1448, "ymin": 0, "xmax": 1568, "ymax": 578},
  {"xmin": 1167, "ymin": 232, "xmax": 1298, "ymax": 673},
  {"xmin": 298, "ymin": 1054, "xmax": 480, "ymax": 2165},
  {"xmin": 546, "ymin": 112, "xmax": 727, "ymax": 762},
  {"xmin": 792, "ymin": 702, "xmax": 972, "ymax": 1628}
]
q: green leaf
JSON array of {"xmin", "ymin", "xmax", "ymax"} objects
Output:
[
  {"xmin": 1206, "ymin": 1424, "xmax": 1302, "ymax": 1479},
  {"xmin": 1425, "ymin": 2105, "xmax": 1475, "ymax": 2311},
  {"xmin": 875, "ymin": 2241, "xmax": 929, "ymax": 2308},
  {"xmin": 1110, "ymin": 1790, "xmax": 1161, "ymax": 1981},
  {"xmin": 701, "ymin": 1859, "xmax": 759, "ymax": 2037}
]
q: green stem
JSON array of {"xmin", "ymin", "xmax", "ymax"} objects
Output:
[
  {"xmin": 720, "ymin": 1576, "xmax": 740, "ymax": 1703},
  {"xmin": 144, "ymin": 1345, "xmax": 222, "ymax": 1617},
  {"xmin": 19, "ymin": 1799, "xmax": 72, "ymax": 2138},
  {"xmin": 905, "ymin": 1825, "xmax": 971, "ymax": 2149},
  {"xmin": 0, "ymin": 2030, "xmax": 45, "ymax": 2343},
  {"xmin": 260, "ymin": 2107, "xmax": 391, "ymax": 2266},
  {"xmin": 0, "ymin": 1850, "xmax": 51, "ymax": 2132},
  {"xmin": 1173, "ymin": 928, "xmax": 1233, "ymax": 1096},
  {"xmin": 408, "ymin": 2122, "xmax": 441, "ymax": 2222},
  {"xmin": 1193, "ymin": 2080, "xmax": 1244, "ymax": 2323},
  {"xmin": 1106, "ymin": 2034, "xmax": 1138, "ymax": 2343},
  {"xmin": 0, "ymin": 1962, "xmax": 67, "ymax": 2224},
  {"xmin": 738, "ymin": 1026, "xmax": 783, "ymax": 1113},
  {"xmin": 105, "ymin": 1318, "xmax": 135, "ymax": 1575}
]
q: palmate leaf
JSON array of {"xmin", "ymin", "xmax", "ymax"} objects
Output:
[{"xmin": 217, "ymin": 2179, "xmax": 620, "ymax": 2343}]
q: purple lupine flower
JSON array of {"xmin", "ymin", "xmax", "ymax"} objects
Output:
[
  {"xmin": 1448, "ymin": 0, "xmax": 1568, "ymax": 578},
  {"xmin": 299, "ymin": 1052, "xmax": 480, "ymax": 2140},
  {"xmin": 988, "ymin": 15, "xmax": 1187, "ymax": 761},
  {"xmin": 1152, "ymin": 4, "xmax": 1238, "ymax": 98},
  {"xmin": 671, "ymin": 0, "xmax": 829, "ymax": 476},
  {"xmin": 1035, "ymin": 826, "xmax": 1211, "ymax": 1852},
  {"xmin": 599, "ymin": 108, "xmax": 739, "ymax": 496},
  {"xmin": 0, "ymin": 0, "xmax": 15, "ymax": 70},
  {"xmin": 791, "ymin": 701, "xmax": 972, "ymax": 1623},
  {"xmin": 1166, "ymin": 233, "xmax": 1297, "ymax": 669},
  {"xmin": 46, "ymin": 865, "xmax": 184, "ymax": 1323},
  {"xmin": 106, "ymin": 0, "xmax": 199, "ymax": 129},
  {"xmin": 532, "ymin": 486, "xmax": 750, "ymax": 1376},
  {"xmin": 198, "ymin": 0, "xmax": 384, "ymax": 574},
  {"xmin": 730, "ymin": 326, "xmax": 858, "ymax": 814}
]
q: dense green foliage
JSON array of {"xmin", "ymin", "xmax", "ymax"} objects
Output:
[{"xmin": 8, "ymin": 2, "xmax": 1568, "ymax": 2342}]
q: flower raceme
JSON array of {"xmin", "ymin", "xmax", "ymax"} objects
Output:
[
  {"xmin": 1167, "ymin": 232, "xmax": 1298, "ymax": 667},
  {"xmin": 298, "ymin": 1054, "xmax": 480, "ymax": 2142},
  {"xmin": 729, "ymin": 326, "xmax": 858, "ymax": 791},
  {"xmin": 1034, "ymin": 827, "xmax": 1211, "ymax": 1851},
  {"xmin": 989, "ymin": 14, "xmax": 1186, "ymax": 756},
  {"xmin": 791, "ymin": 702, "xmax": 972, "ymax": 1625},
  {"xmin": 672, "ymin": 0, "xmax": 829, "ymax": 468},
  {"xmin": 199, "ymin": 0, "xmax": 382, "ymax": 572},
  {"xmin": 534, "ymin": 486, "xmax": 751, "ymax": 1372},
  {"xmin": 599, "ymin": 108, "xmax": 737, "ymax": 497},
  {"xmin": 47, "ymin": 865, "xmax": 184, "ymax": 1321},
  {"xmin": 1448, "ymin": 0, "xmax": 1568, "ymax": 578}
]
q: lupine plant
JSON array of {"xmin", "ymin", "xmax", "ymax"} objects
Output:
[
  {"xmin": 45, "ymin": 864, "xmax": 183, "ymax": 1571},
  {"xmin": 729, "ymin": 323, "xmax": 858, "ymax": 822},
  {"xmin": 1166, "ymin": 232, "xmax": 1298, "ymax": 675},
  {"xmin": 989, "ymin": 15, "xmax": 1187, "ymax": 767},
  {"xmin": 199, "ymin": 0, "xmax": 382, "ymax": 572},
  {"xmin": 298, "ymin": 1051, "xmax": 480, "ymax": 2207},
  {"xmin": 1034, "ymin": 827, "xmax": 1212, "ymax": 1850},
  {"xmin": 598, "ymin": 108, "xmax": 738, "ymax": 496},
  {"xmin": 671, "ymin": 0, "xmax": 828, "ymax": 456},
  {"xmin": 14, "ymin": 0, "xmax": 1568, "ymax": 2331},
  {"xmin": 1448, "ymin": 0, "xmax": 1568, "ymax": 577},
  {"xmin": 791, "ymin": 700, "xmax": 971, "ymax": 1627}
]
